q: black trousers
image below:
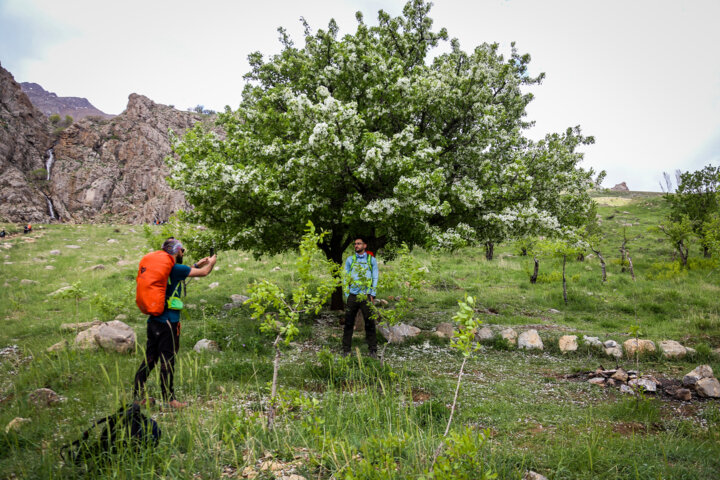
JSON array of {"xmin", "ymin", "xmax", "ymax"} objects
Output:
[
  {"xmin": 342, "ymin": 294, "xmax": 378, "ymax": 353},
  {"xmin": 133, "ymin": 321, "xmax": 180, "ymax": 401}
]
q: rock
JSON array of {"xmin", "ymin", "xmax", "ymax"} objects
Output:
[
  {"xmin": 20, "ymin": 279, "xmax": 38, "ymax": 285},
  {"xmin": 46, "ymin": 340, "xmax": 68, "ymax": 352},
  {"xmin": 279, "ymin": 475, "xmax": 306, "ymax": 480},
  {"xmin": 60, "ymin": 319, "xmax": 103, "ymax": 331},
  {"xmin": 583, "ymin": 336, "xmax": 602, "ymax": 347},
  {"xmin": 659, "ymin": 340, "xmax": 687, "ymax": 359},
  {"xmin": 114, "ymin": 314, "xmax": 127, "ymax": 321},
  {"xmin": 685, "ymin": 347, "xmax": 696, "ymax": 355},
  {"xmin": 5, "ymin": 417, "xmax": 31, "ymax": 433},
  {"xmin": 499, "ymin": 328, "xmax": 518, "ymax": 345},
  {"xmin": 588, "ymin": 377, "xmax": 606, "ymax": 385},
  {"xmin": 29, "ymin": 388, "xmax": 60, "ymax": 406},
  {"xmin": 208, "ymin": 282, "xmax": 219, "ymax": 289},
  {"xmin": 623, "ymin": 339, "xmax": 656, "ymax": 357},
  {"xmin": 523, "ymin": 472, "xmax": 548, "ymax": 480},
  {"xmin": 669, "ymin": 387, "xmax": 692, "ymax": 401},
  {"xmin": 185, "ymin": 304, "xmax": 196, "ymax": 309},
  {"xmin": 230, "ymin": 294, "xmax": 249, "ymax": 304},
  {"xmin": 49, "ymin": 250, "xmax": 61, "ymax": 255},
  {"xmin": 65, "ymin": 245, "xmax": 81, "ymax": 249},
  {"xmin": 518, "ymin": 329, "xmax": 543, "ymax": 350},
  {"xmin": 48, "ymin": 285, "xmax": 73, "ymax": 296},
  {"xmin": 611, "ymin": 182, "xmax": 630, "ymax": 191},
  {"xmin": 695, "ymin": 377, "xmax": 720, "ymax": 398},
  {"xmin": 434, "ymin": 322, "xmax": 456, "ymax": 338},
  {"xmin": 548, "ymin": 308, "xmax": 561, "ymax": 314},
  {"xmin": 682, "ymin": 365, "xmax": 714, "ymax": 386},
  {"xmin": 374, "ymin": 298, "xmax": 389, "ymax": 306},
  {"xmin": 107, "ymin": 238, "xmax": 118, "ymax": 243},
  {"xmin": 603, "ymin": 340, "xmax": 618, "ymax": 348},
  {"xmin": 605, "ymin": 346, "xmax": 623, "ymax": 358},
  {"xmin": 611, "ymin": 368, "xmax": 629, "ymax": 383},
  {"xmin": 94, "ymin": 321, "xmax": 136, "ymax": 353},
  {"xmin": 90, "ymin": 264, "xmax": 105, "ymax": 271},
  {"xmin": 475, "ymin": 326, "xmax": 494, "ymax": 341},
  {"xmin": 45, "ymin": 265, "xmax": 55, "ymax": 270},
  {"xmin": 234, "ymin": 267, "xmax": 244, "ymax": 272},
  {"xmin": 378, "ymin": 323, "xmax": 421, "ymax": 343},
  {"xmin": 619, "ymin": 384, "xmax": 634, "ymax": 394},
  {"xmin": 272, "ymin": 266, "xmax": 282, "ymax": 271},
  {"xmin": 629, "ymin": 377, "xmax": 657, "ymax": 393},
  {"xmin": 558, "ymin": 335, "xmax": 578, "ymax": 353},
  {"xmin": 193, "ymin": 339, "xmax": 220, "ymax": 352}
]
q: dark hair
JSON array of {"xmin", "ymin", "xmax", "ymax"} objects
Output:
[{"xmin": 354, "ymin": 236, "xmax": 367, "ymax": 244}]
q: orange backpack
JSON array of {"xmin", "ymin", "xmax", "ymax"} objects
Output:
[{"xmin": 136, "ymin": 250, "xmax": 176, "ymax": 316}]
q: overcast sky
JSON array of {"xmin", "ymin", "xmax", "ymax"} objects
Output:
[{"xmin": 2, "ymin": 0, "xmax": 719, "ymax": 191}]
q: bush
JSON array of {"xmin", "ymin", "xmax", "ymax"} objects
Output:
[{"xmin": 430, "ymin": 427, "xmax": 496, "ymax": 480}]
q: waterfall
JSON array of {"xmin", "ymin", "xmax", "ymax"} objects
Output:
[
  {"xmin": 45, "ymin": 149, "xmax": 54, "ymax": 180},
  {"xmin": 45, "ymin": 195, "xmax": 56, "ymax": 219}
]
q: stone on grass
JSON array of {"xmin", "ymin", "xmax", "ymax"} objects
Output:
[
  {"xmin": 61, "ymin": 319, "xmax": 103, "ymax": 331},
  {"xmin": 114, "ymin": 314, "xmax": 127, "ymax": 321},
  {"xmin": 49, "ymin": 250, "xmax": 61, "ymax": 255},
  {"xmin": 5, "ymin": 417, "xmax": 31, "ymax": 433},
  {"xmin": 272, "ymin": 266, "xmax": 282, "ymax": 271},
  {"xmin": 48, "ymin": 285, "xmax": 73, "ymax": 296},
  {"xmin": 623, "ymin": 339, "xmax": 656, "ymax": 358},
  {"xmin": 548, "ymin": 309, "xmax": 561, "ymax": 314},
  {"xmin": 671, "ymin": 387, "xmax": 692, "ymax": 401},
  {"xmin": 500, "ymin": 328, "xmax": 518, "ymax": 346},
  {"xmin": 74, "ymin": 321, "xmax": 136, "ymax": 353},
  {"xmin": 434, "ymin": 322, "xmax": 456, "ymax": 338},
  {"xmin": 629, "ymin": 377, "xmax": 657, "ymax": 393},
  {"xmin": 230, "ymin": 294, "xmax": 249, "ymax": 304},
  {"xmin": 46, "ymin": 340, "xmax": 68, "ymax": 353},
  {"xmin": 29, "ymin": 388, "xmax": 60, "ymax": 406},
  {"xmin": 588, "ymin": 377, "xmax": 605, "ymax": 386},
  {"xmin": 611, "ymin": 368, "xmax": 629, "ymax": 383},
  {"xmin": 45, "ymin": 265, "xmax": 55, "ymax": 270},
  {"xmin": 605, "ymin": 346, "xmax": 623, "ymax": 359},
  {"xmin": 603, "ymin": 340, "xmax": 618, "ymax": 348},
  {"xmin": 523, "ymin": 471, "xmax": 548, "ymax": 480},
  {"xmin": 378, "ymin": 323, "xmax": 421, "ymax": 344},
  {"xmin": 475, "ymin": 326, "xmax": 494, "ymax": 341},
  {"xmin": 685, "ymin": 347, "xmax": 696, "ymax": 355},
  {"xmin": 683, "ymin": 365, "xmax": 714, "ymax": 386},
  {"xmin": 695, "ymin": 377, "xmax": 720, "ymax": 398},
  {"xmin": 20, "ymin": 279, "xmax": 38, "ymax": 285},
  {"xmin": 65, "ymin": 245, "xmax": 81, "ymax": 249},
  {"xmin": 107, "ymin": 239, "xmax": 118, "ymax": 244},
  {"xmin": 619, "ymin": 384, "xmax": 634, "ymax": 394},
  {"xmin": 583, "ymin": 336, "xmax": 602, "ymax": 347},
  {"xmin": 90, "ymin": 264, "xmax": 105, "ymax": 271},
  {"xmin": 117, "ymin": 260, "xmax": 134, "ymax": 266},
  {"xmin": 558, "ymin": 335, "xmax": 578, "ymax": 353},
  {"xmin": 659, "ymin": 340, "xmax": 687, "ymax": 359},
  {"xmin": 208, "ymin": 282, "xmax": 219, "ymax": 289},
  {"xmin": 194, "ymin": 339, "xmax": 220, "ymax": 352},
  {"xmin": 518, "ymin": 329, "xmax": 543, "ymax": 350}
]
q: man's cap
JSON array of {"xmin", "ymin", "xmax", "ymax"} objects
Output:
[{"xmin": 162, "ymin": 238, "xmax": 184, "ymax": 255}]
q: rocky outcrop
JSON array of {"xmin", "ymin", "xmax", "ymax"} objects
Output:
[
  {"xmin": 50, "ymin": 93, "xmax": 207, "ymax": 223},
  {"xmin": 611, "ymin": 182, "xmax": 630, "ymax": 191},
  {"xmin": 0, "ymin": 63, "xmax": 53, "ymax": 222},
  {"xmin": 20, "ymin": 82, "xmax": 113, "ymax": 120}
]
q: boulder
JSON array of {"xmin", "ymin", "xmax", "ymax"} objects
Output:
[
  {"xmin": 90, "ymin": 264, "xmax": 105, "ymax": 271},
  {"xmin": 629, "ymin": 377, "xmax": 657, "ymax": 393},
  {"xmin": 583, "ymin": 336, "xmax": 602, "ymax": 347},
  {"xmin": 46, "ymin": 340, "xmax": 68, "ymax": 353},
  {"xmin": 603, "ymin": 340, "xmax": 618, "ymax": 348},
  {"xmin": 60, "ymin": 319, "xmax": 102, "ymax": 331},
  {"xmin": 588, "ymin": 377, "xmax": 605, "ymax": 385},
  {"xmin": 518, "ymin": 330, "xmax": 543, "ymax": 350},
  {"xmin": 499, "ymin": 328, "xmax": 518, "ymax": 346},
  {"xmin": 548, "ymin": 308, "xmax": 561, "ymax": 314},
  {"xmin": 378, "ymin": 323, "xmax": 421, "ymax": 343},
  {"xmin": 659, "ymin": 340, "xmax": 686, "ymax": 359},
  {"xmin": 611, "ymin": 182, "xmax": 630, "ymax": 191},
  {"xmin": 29, "ymin": 388, "xmax": 60, "ymax": 406},
  {"xmin": 107, "ymin": 238, "xmax": 118, "ymax": 244},
  {"xmin": 20, "ymin": 279, "xmax": 38, "ymax": 285},
  {"xmin": 558, "ymin": 335, "xmax": 578, "ymax": 353},
  {"xmin": 605, "ymin": 346, "xmax": 623, "ymax": 358},
  {"xmin": 611, "ymin": 368, "xmax": 629, "ymax": 383},
  {"xmin": 683, "ymin": 365, "xmax": 714, "ymax": 387},
  {"xmin": 475, "ymin": 326, "xmax": 494, "ymax": 341},
  {"xmin": 619, "ymin": 384, "xmax": 634, "ymax": 394},
  {"xmin": 434, "ymin": 322, "xmax": 456, "ymax": 338},
  {"xmin": 623, "ymin": 339, "xmax": 656, "ymax": 357},
  {"xmin": 193, "ymin": 339, "xmax": 220, "ymax": 352},
  {"xmin": 695, "ymin": 377, "xmax": 720, "ymax": 398},
  {"xmin": 231, "ymin": 294, "xmax": 249, "ymax": 304},
  {"xmin": 94, "ymin": 321, "xmax": 136, "ymax": 353},
  {"xmin": 114, "ymin": 314, "xmax": 127, "ymax": 321}
]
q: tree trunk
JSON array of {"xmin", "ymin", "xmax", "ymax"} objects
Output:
[
  {"xmin": 521, "ymin": 247, "xmax": 527, "ymax": 256},
  {"xmin": 577, "ymin": 252, "xmax": 585, "ymax": 262},
  {"xmin": 328, "ymin": 244, "xmax": 346, "ymax": 311},
  {"xmin": 597, "ymin": 252, "xmax": 607, "ymax": 282},
  {"xmin": 703, "ymin": 244, "xmax": 711, "ymax": 258},
  {"xmin": 530, "ymin": 257, "xmax": 539, "ymax": 284},
  {"xmin": 484, "ymin": 242, "xmax": 494, "ymax": 261},
  {"xmin": 562, "ymin": 254, "xmax": 568, "ymax": 305},
  {"xmin": 678, "ymin": 241, "xmax": 688, "ymax": 267}
]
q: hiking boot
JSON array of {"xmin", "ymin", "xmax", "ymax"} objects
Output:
[{"xmin": 164, "ymin": 399, "xmax": 188, "ymax": 410}]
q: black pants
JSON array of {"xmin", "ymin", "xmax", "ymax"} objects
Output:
[
  {"xmin": 133, "ymin": 321, "xmax": 180, "ymax": 401},
  {"xmin": 342, "ymin": 294, "xmax": 377, "ymax": 353}
]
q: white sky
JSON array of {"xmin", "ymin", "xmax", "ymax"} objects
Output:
[{"xmin": 1, "ymin": 0, "xmax": 719, "ymax": 191}]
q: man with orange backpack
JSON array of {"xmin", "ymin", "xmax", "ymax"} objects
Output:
[{"xmin": 133, "ymin": 238, "xmax": 216, "ymax": 408}]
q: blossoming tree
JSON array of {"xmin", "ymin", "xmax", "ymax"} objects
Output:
[{"xmin": 168, "ymin": 0, "xmax": 598, "ymax": 308}]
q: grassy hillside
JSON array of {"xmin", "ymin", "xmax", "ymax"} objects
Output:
[{"xmin": 1, "ymin": 191, "xmax": 719, "ymax": 479}]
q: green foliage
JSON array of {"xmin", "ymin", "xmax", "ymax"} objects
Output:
[
  {"xmin": 168, "ymin": 0, "xmax": 596, "ymax": 265},
  {"xmin": 655, "ymin": 216, "xmax": 693, "ymax": 266},
  {"xmin": 450, "ymin": 296, "xmax": 482, "ymax": 357},
  {"xmin": 307, "ymin": 349, "xmax": 398, "ymax": 388},
  {"xmin": 647, "ymin": 261, "xmax": 689, "ymax": 280},
  {"xmin": 429, "ymin": 428, "xmax": 496, "ymax": 480},
  {"xmin": 344, "ymin": 433, "xmax": 409, "ymax": 480},
  {"xmin": 90, "ymin": 293, "xmax": 124, "ymax": 320},
  {"xmin": 667, "ymin": 165, "xmax": 720, "ymax": 250},
  {"xmin": 142, "ymin": 215, "xmax": 218, "ymax": 258}
]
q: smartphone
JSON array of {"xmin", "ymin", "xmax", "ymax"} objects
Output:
[{"xmin": 210, "ymin": 246, "xmax": 215, "ymax": 257}]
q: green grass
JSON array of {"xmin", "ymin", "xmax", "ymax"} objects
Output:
[{"xmin": 1, "ymin": 192, "xmax": 720, "ymax": 478}]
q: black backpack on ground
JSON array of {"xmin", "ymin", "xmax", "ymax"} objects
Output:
[{"xmin": 60, "ymin": 403, "xmax": 161, "ymax": 465}]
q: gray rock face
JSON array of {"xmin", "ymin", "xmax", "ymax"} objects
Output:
[
  {"xmin": 518, "ymin": 329, "xmax": 543, "ymax": 350},
  {"xmin": 683, "ymin": 365, "xmax": 714, "ymax": 386},
  {"xmin": 659, "ymin": 340, "xmax": 687, "ymax": 359},
  {"xmin": 558, "ymin": 335, "xmax": 578, "ymax": 353},
  {"xmin": 20, "ymin": 82, "xmax": 113, "ymax": 120},
  {"xmin": 193, "ymin": 339, "xmax": 220, "ymax": 352},
  {"xmin": 695, "ymin": 377, "xmax": 720, "ymax": 398},
  {"xmin": 0, "ymin": 63, "xmax": 53, "ymax": 222},
  {"xmin": 378, "ymin": 323, "xmax": 421, "ymax": 343},
  {"xmin": 434, "ymin": 322, "xmax": 456, "ymax": 338}
]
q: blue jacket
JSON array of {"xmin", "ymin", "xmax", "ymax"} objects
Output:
[{"xmin": 345, "ymin": 253, "xmax": 378, "ymax": 297}]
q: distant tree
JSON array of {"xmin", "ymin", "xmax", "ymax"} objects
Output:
[
  {"xmin": 168, "ymin": 0, "xmax": 597, "ymax": 309},
  {"xmin": 48, "ymin": 114, "xmax": 60, "ymax": 125},
  {"xmin": 666, "ymin": 165, "xmax": 720, "ymax": 257},
  {"xmin": 657, "ymin": 216, "xmax": 693, "ymax": 267}
]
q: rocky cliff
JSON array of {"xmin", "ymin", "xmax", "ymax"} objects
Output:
[
  {"xmin": 20, "ymin": 82, "xmax": 114, "ymax": 120},
  {"xmin": 49, "ymin": 93, "xmax": 205, "ymax": 223},
  {"xmin": 0, "ymin": 63, "xmax": 53, "ymax": 222}
]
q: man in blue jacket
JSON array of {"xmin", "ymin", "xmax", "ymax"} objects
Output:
[{"xmin": 342, "ymin": 236, "xmax": 379, "ymax": 357}]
